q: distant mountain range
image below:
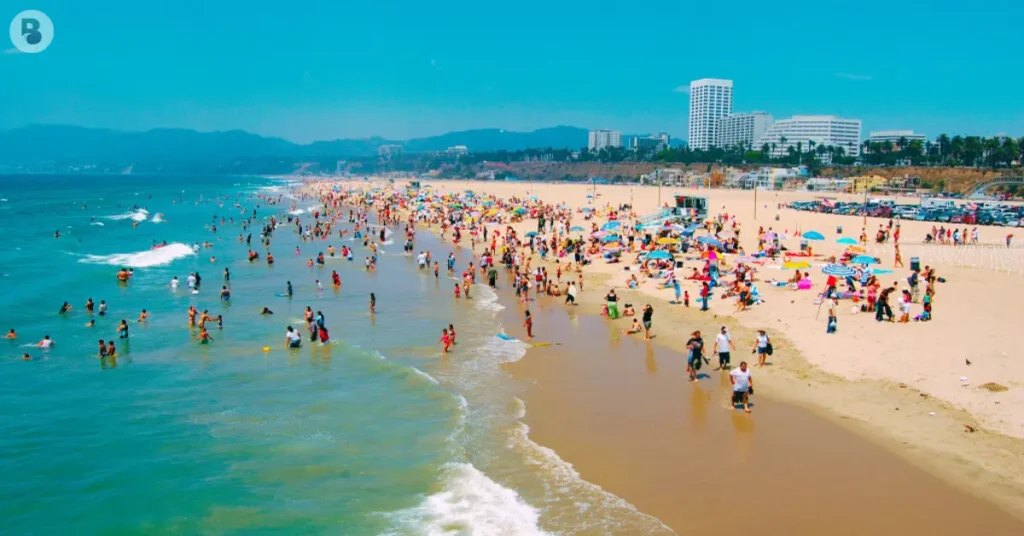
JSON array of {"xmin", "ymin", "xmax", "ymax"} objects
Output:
[{"xmin": 0, "ymin": 125, "xmax": 597, "ymax": 167}]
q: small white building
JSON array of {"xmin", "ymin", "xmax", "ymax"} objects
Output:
[
  {"xmin": 446, "ymin": 145, "xmax": 469, "ymax": 156},
  {"xmin": 743, "ymin": 167, "xmax": 801, "ymax": 190}
]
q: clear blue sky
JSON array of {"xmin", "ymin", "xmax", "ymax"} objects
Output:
[{"xmin": 2, "ymin": 0, "xmax": 1022, "ymax": 143}]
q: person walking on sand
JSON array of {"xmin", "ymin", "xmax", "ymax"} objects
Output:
[
  {"xmin": 605, "ymin": 289, "xmax": 620, "ymax": 319},
  {"xmin": 686, "ymin": 330, "xmax": 706, "ymax": 382},
  {"xmin": 565, "ymin": 281, "xmax": 577, "ymax": 305},
  {"xmin": 826, "ymin": 296, "xmax": 838, "ymax": 334},
  {"xmin": 753, "ymin": 329, "xmax": 771, "ymax": 367},
  {"xmin": 524, "ymin": 310, "xmax": 533, "ymax": 340},
  {"xmin": 641, "ymin": 304, "xmax": 653, "ymax": 341},
  {"xmin": 730, "ymin": 361, "xmax": 753, "ymax": 413},
  {"xmin": 894, "ymin": 244, "xmax": 904, "ymax": 268},
  {"xmin": 715, "ymin": 326, "xmax": 734, "ymax": 370},
  {"xmin": 700, "ymin": 282, "xmax": 710, "ymax": 311}
]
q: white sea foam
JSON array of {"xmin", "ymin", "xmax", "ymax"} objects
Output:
[
  {"xmin": 412, "ymin": 367, "xmax": 441, "ymax": 385},
  {"xmin": 384, "ymin": 462, "xmax": 546, "ymax": 536},
  {"xmin": 90, "ymin": 222, "xmax": 105, "ymax": 226},
  {"xmin": 507, "ymin": 401, "xmax": 674, "ymax": 535},
  {"xmin": 78, "ymin": 242, "xmax": 196, "ymax": 268},
  {"xmin": 151, "ymin": 213, "xmax": 165, "ymax": 223},
  {"xmin": 288, "ymin": 208, "xmax": 307, "ymax": 215},
  {"xmin": 105, "ymin": 208, "xmax": 149, "ymax": 222},
  {"xmin": 474, "ymin": 285, "xmax": 504, "ymax": 314}
]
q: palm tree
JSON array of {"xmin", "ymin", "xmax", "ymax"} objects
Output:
[
  {"xmin": 937, "ymin": 134, "xmax": 951, "ymax": 159},
  {"xmin": 770, "ymin": 142, "xmax": 777, "ymax": 161}
]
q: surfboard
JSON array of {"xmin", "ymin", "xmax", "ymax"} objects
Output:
[
  {"xmin": 531, "ymin": 342, "xmax": 553, "ymax": 347},
  {"xmin": 496, "ymin": 333, "xmax": 515, "ymax": 341}
]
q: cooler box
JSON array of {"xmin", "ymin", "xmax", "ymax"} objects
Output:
[{"xmin": 910, "ymin": 257, "xmax": 920, "ymax": 272}]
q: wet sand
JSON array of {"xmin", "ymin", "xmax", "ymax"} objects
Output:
[{"xmin": 501, "ymin": 296, "xmax": 1024, "ymax": 534}]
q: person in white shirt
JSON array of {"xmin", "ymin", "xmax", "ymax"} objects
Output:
[
  {"xmin": 187, "ymin": 273, "xmax": 197, "ymax": 290},
  {"xmin": 38, "ymin": 335, "xmax": 55, "ymax": 349},
  {"xmin": 285, "ymin": 326, "xmax": 301, "ymax": 348},
  {"xmin": 417, "ymin": 252, "xmax": 427, "ymax": 269},
  {"xmin": 715, "ymin": 326, "xmax": 734, "ymax": 370},
  {"xmin": 170, "ymin": 276, "xmax": 179, "ymax": 289},
  {"xmin": 730, "ymin": 361, "xmax": 753, "ymax": 413}
]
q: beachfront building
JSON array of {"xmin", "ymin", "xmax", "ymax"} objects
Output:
[
  {"xmin": 630, "ymin": 132, "xmax": 670, "ymax": 152},
  {"xmin": 378, "ymin": 144, "xmax": 403, "ymax": 158},
  {"xmin": 742, "ymin": 167, "xmax": 802, "ymax": 190},
  {"xmin": 866, "ymin": 130, "xmax": 927, "ymax": 151},
  {"xmin": 755, "ymin": 115, "xmax": 862, "ymax": 161},
  {"xmin": 588, "ymin": 129, "xmax": 623, "ymax": 151},
  {"xmin": 716, "ymin": 112, "xmax": 773, "ymax": 151},
  {"xmin": 805, "ymin": 177, "xmax": 853, "ymax": 192},
  {"xmin": 848, "ymin": 174, "xmax": 888, "ymax": 193},
  {"xmin": 687, "ymin": 78, "xmax": 733, "ymax": 150}
]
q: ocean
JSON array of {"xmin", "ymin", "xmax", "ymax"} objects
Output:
[{"xmin": 0, "ymin": 174, "xmax": 667, "ymax": 535}]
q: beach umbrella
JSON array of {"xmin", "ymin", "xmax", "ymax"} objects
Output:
[
  {"xmin": 783, "ymin": 261, "xmax": 810, "ymax": 270},
  {"xmin": 601, "ymin": 221, "xmax": 622, "ymax": 231},
  {"xmin": 570, "ymin": 226, "xmax": 584, "ymax": 232},
  {"xmin": 822, "ymin": 264, "xmax": 856, "ymax": 277},
  {"xmin": 851, "ymin": 255, "xmax": 877, "ymax": 265},
  {"xmin": 600, "ymin": 234, "xmax": 620, "ymax": 243},
  {"xmin": 525, "ymin": 231, "xmax": 539, "ymax": 238},
  {"xmin": 646, "ymin": 250, "xmax": 673, "ymax": 261},
  {"xmin": 586, "ymin": 194, "xmax": 594, "ymax": 198},
  {"xmin": 872, "ymin": 268, "xmax": 894, "ymax": 275},
  {"xmin": 803, "ymin": 231, "xmax": 825, "ymax": 241},
  {"xmin": 697, "ymin": 236, "xmax": 722, "ymax": 247},
  {"xmin": 836, "ymin": 237, "xmax": 858, "ymax": 245},
  {"xmin": 656, "ymin": 237, "xmax": 680, "ymax": 245},
  {"xmin": 581, "ymin": 207, "xmax": 594, "ymax": 213}
]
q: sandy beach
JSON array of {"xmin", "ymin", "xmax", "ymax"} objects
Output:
[{"xmin": 309, "ymin": 177, "xmax": 1024, "ymax": 530}]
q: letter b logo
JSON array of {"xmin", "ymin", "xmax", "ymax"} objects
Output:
[{"xmin": 9, "ymin": 10, "xmax": 53, "ymax": 53}]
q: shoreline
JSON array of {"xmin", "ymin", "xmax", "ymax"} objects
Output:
[{"xmin": 312, "ymin": 177, "xmax": 1024, "ymax": 529}]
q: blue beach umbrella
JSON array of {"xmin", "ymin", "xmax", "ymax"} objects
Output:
[
  {"xmin": 822, "ymin": 264, "xmax": 856, "ymax": 277},
  {"xmin": 601, "ymin": 221, "xmax": 622, "ymax": 231},
  {"xmin": 569, "ymin": 226, "xmax": 585, "ymax": 232},
  {"xmin": 803, "ymin": 231, "xmax": 825, "ymax": 241},
  {"xmin": 836, "ymin": 237, "xmax": 857, "ymax": 245},
  {"xmin": 600, "ymin": 234, "xmax": 620, "ymax": 243},
  {"xmin": 851, "ymin": 255, "xmax": 877, "ymax": 265},
  {"xmin": 646, "ymin": 250, "xmax": 673, "ymax": 261},
  {"xmin": 697, "ymin": 236, "xmax": 722, "ymax": 247},
  {"xmin": 525, "ymin": 231, "xmax": 539, "ymax": 238}
]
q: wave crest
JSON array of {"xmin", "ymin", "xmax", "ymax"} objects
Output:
[{"xmin": 78, "ymin": 242, "xmax": 195, "ymax": 268}]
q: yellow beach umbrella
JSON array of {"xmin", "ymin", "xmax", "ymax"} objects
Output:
[
  {"xmin": 783, "ymin": 261, "xmax": 810, "ymax": 270},
  {"xmin": 657, "ymin": 237, "xmax": 680, "ymax": 245}
]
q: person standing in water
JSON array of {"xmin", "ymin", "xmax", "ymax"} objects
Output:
[
  {"xmin": 730, "ymin": 362, "xmax": 753, "ymax": 413},
  {"xmin": 369, "ymin": 293, "xmax": 376, "ymax": 313},
  {"xmin": 523, "ymin": 310, "xmax": 533, "ymax": 340}
]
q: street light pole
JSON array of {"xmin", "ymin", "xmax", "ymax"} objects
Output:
[{"xmin": 753, "ymin": 182, "xmax": 758, "ymax": 220}]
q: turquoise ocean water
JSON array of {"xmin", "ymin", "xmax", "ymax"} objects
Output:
[{"xmin": 0, "ymin": 174, "xmax": 668, "ymax": 535}]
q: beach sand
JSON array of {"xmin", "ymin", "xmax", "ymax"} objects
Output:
[
  {"xmin": 313, "ymin": 178, "xmax": 1024, "ymax": 529},
  {"xmin": 500, "ymin": 300, "xmax": 1023, "ymax": 534}
]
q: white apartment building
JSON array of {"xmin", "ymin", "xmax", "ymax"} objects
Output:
[
  {"xmin": 755, "ymin": 115, "xmax": 862, "ymax": 159},
  {"xmin": 687, "ymin": 78, "xmax": 733, "ymax": 150},
  {"xmin": 717, "ymin": 111, "xmax": 773, "ymax": 150},
  {"xmin": 867, "ymin": 130, "xmax": 926, "ymax": 148},
  {"xmin": 630, "ymin": 132, "xmax": 670, "ymax": 152},
  {"xmin": 446, "ymin": 145, "xmax": 469, "ymax": 156},
  {"xmin": 588, "ymin": 129, "xmax": 623, "ymax": 151}
]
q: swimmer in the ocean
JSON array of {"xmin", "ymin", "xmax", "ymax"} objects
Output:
[
  {"xmin": 4, "ymin": 328, "xmax": 15, "ymax": 339},
  {"xmin": 199, "ymin": 327, "xmax": 214, "ymax": 344},
  {"xmin": 286, "ymin": 281, "xmax": 293, "ymax": 297},
  {"xmin": 59, "ymin": 302, "xmax": 72, "ymax": 315},
  {"xmin": 85, "ymin": 298, "xmax": 95, "ymax": 313},
  {"xmin": 220, "ymin": 286, "xmax": 231, "ymax": 301},
  {"xmin": 137, "ymin": 309, "xmax": 149, "ymax": 323},
  {"xmin": 98, "ymin": 300, "xmax": 107, "ymax": 316},
  {"xmin": 170, "ymin": 276, "xmax": 179, "ymax": 288},
  {"xmin": 85, "ymin": 319, "xmax": 95, "ymax": 328},
  {"xmin": 261, "ymin": 307, "xmax": 274, "ymax": 315},
  {"xmin": 98, "ymin": 340, "xmax": 108, "ymax": 357},
  {"xmin": 118, "ymin": 319, "xmax": 129, "ymax": 339},
  {"xmin": 38, "ymin": 335, "xmax": 55, "ymax": 348}
]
